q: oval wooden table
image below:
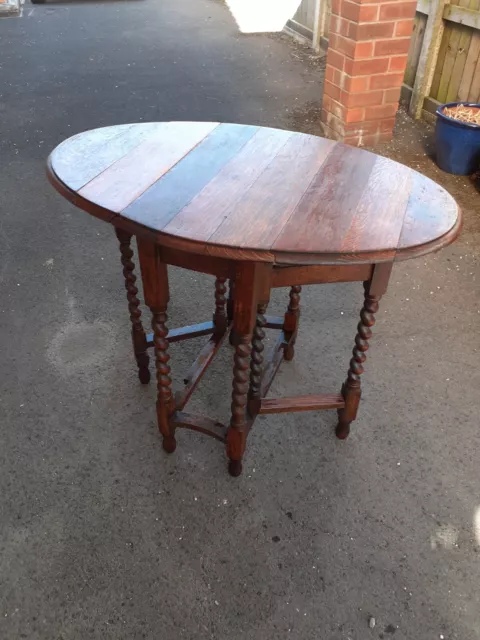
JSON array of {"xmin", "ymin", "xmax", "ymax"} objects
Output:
[{"xmin": 47, "ymin": 122, "xmax": 461, "ymax": 476}]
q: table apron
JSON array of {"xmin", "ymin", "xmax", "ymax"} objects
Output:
[{"xmin": 136, "ymin": 241, "xmax": 375, "ymax": 288}]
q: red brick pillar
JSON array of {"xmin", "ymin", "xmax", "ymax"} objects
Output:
[{"xmin": 321, "ymin": 0, "xmax": 416, "ymax": 146}]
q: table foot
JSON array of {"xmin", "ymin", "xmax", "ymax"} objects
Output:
[
  {"xmin": 228, "ymin": 459, "xmax": 243, "ymax": 477},
  {"xmin": 283, "ymin": 286, "xmax": 301, "ymax": 361},
  {"xmin": 162, "ymin": 435, "xmax": 177, "ymax": 453},
  {"xmin": 284, "ymin": 344, "xmax": 295, "ymax": 361},
  {"xmin": 335, "ymin": 414, "xmax": 351, "ymax": 440},
  {"xmin": 137, "ymin": 354, "xmax": 151, "ymax": 384}
]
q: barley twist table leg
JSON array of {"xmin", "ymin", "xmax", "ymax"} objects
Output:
[
  {"xmin": 336, "ymin": 281, "xmax": 380, "ymax": 439},
  {"xmin": 284, "ymin": 285, "xmax": 302, "ymax": 361},
  {"xmin": 227, "ymin": 279, "xmax": 238, "ymax": 346},
  {"xmin": 226, "ymin": 263, "xmax": 270, "ymax": 476},
  {"xmin": 115, "ymin": 228, "xmax": 150, "ymax": 384},
  {"xmin": 228, "ymin": 336, "xmax": 252, "ymax": 476},
  {"xmin": 137, "ymin": 238, "xmax": 176, "ymax": 452},
  {"xmin": 213, "ymin": 277, "xmax": 228, "ymax": 335},
  {"xmin": 247, "ymin": 302, "xmax": 268, "ymax": 417}
]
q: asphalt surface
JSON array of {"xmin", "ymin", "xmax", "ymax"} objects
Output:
[{"xmin": 1, "ymin": 1, "xmax": 479, "ymax": 639}]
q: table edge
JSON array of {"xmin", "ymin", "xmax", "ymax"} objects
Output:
[{"xmin": 47, "ymin": 156, "xmax": 462, "ymax": 266}]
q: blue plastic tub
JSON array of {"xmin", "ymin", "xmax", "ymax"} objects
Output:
[{"xmin": 435, "ymin": 102, "xmax": 480, "ymax": 175}]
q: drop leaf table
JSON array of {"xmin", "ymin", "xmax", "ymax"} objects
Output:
[{"xmin": 47, "ymin": 122, "xmax": 461, "ymax": 476}]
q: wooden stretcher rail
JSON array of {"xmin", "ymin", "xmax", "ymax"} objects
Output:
[
  {"xmin": 264, "ymin": 315, "xmax": 284, "ymax": 330},
  {"xmin": 260, "ymin": 331, "xmax": 288, "ymax": 399},
  {"xmin": 259, "ymin": 394, "xmax": 345, "ymax": 415},
  {"xmin": 146, "ymin": 320, "xmax": 214, "ymax": 346},
  {"xmin": 176, "ymin": 331, "xmax": 228, "ymax": 410},
  {"xmin": 171, "ymin": 411, "xmax": 227, "ymax": 442}
]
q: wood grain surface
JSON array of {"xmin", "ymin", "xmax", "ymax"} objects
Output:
[{"xmin": 48, "ymin": 122, "xmax": 461, "ymax": 265}]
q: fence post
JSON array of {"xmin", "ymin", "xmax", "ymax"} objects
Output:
[
  {"xmin": 409, "ymin": 0, "xmax": 448, "ymax": 119},
  {"xmin": 313, "ymin": 0, "xmax": 328, "ymax": 50}
]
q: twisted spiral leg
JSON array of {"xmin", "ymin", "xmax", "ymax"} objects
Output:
[
  {"xmin": 227, "ymin": 279, "xmax": 237, "ymax": 345},
  {"xmin": 152, "ymin": 308, "xmax": 176, "ymax": 452},
  {"xmin": 227, "ymin": 280, "xmax": 235, "ymax": 324},
  {"xmin": 115, "ymin": 229, "xmax": 150, "ymax": 384},
  {"xmin": 227, "ymin": 335, "xmax": 252, "ymax": 476},
  {"xmin": 247, "ymin": 303, "xmax": 268, "ymax": 417},
  {"xmin": 336, "ymin": 282, "xmax": 380, "ymax": 439},
  {"xmin": 213, "ymin": 277, "xmax": 228, "ymax": 335},
  {"xmin": 284, "ymin": 285, "xmax": 302, "ymax": 361}
]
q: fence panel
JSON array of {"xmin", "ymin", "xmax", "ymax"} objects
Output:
[
  {"xmin": 430, "ymin": 0, "xmax": 480, "ymax": 102},
  {"xmin": 293, "ymin": 0, "xmax": 318, "ymax": 30},
  {"xmin": 285, "ymin": 0, "xmax": 330, "ymax": 49},
  {"xmin": 404, "ymin": 0, "xmax": 480, "ymax": 117}
]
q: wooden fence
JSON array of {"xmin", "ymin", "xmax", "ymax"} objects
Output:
[
  {"xmin": 403, "ymin": 0, "xmax": 480, "ymax": 119},
  {"xmin": 285, "ymin": 0, "xmax": 331, "ymax": 50}
]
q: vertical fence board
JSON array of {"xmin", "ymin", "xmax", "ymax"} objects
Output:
[
  {"xmin": 323, "ymin": 0, "xmax": 331, "ymax": 38},
  {"xmin": 430, "ymin": 23, "xmax": 452, "ymax": 97},
  {"xmin": 446, "ymin": 24, "xmax": 472, "ymax": 100},
  {"xmin": 467, "ymin": 52, "xmax": 480, "ymax": 99},
  {"xmin": 437, "ymin": 26, "xmax": 463, "ymax": 101},
  {"xmin": 293, "ymin": 2, "xmax": 307, "ymax": 26},
  {"xmin": 293, "ymin": 0, "xmax": 317, "ymax": 30},
  {"xmin": 459, "ymin": 30, "xmax": 480, "ymax": 99}
]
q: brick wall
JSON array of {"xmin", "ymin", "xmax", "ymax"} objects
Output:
[{"xmin": 321, "ymin": 0, "xmax": 417, "ymax": 146}]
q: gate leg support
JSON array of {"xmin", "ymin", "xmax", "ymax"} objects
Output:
[
  {"xmin": 336, "ymin": 263, "xmax": 392, "ymax": 439},
  {"xmin": 137, "ymin": 239, "xmax": 176, "ymax": 452}
]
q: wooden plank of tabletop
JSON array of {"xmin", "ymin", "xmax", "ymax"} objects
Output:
[
  {"xmin": 120, "ymin": 123, "xmax": 259, "ymax": 230},
  {"xmin": 50, "ymin": 123, "xmax": 162, "ymax": 191},
  {"xmin": 398, "ymin": 172, "xmax": 459, "ymax": 250},
  {"xmin": 338, "ymin": 156, "xmax": 413, "ymax": 256},
  {"xmin": 162, "ymin": 127, "xmax": 293, "ymax": 241},
  {"xmin": 78, "ymin": 121, "xmax": 219, "ymax": 213},
  {"xmin": 273, "ymin": 144, "xmax": 378, "ymax": 254},
  {"xmin": 208, "ymin": 134, "xmax": 336, "ymax": 250}
]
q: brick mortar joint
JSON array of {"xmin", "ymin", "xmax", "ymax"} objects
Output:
[
  {"xmin": 328, "ymin": 51, "xmax": 409, "ymax": 63},
  {"xmin": 331, "ymin": 15, "xmax": 415, "ymax": 23},
  {"xmin": 341, "ymin": 0, "xmax": 416, "ymax": 5}
]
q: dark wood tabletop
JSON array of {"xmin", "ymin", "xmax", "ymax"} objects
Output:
[{"xmin": 48, "ymin": 122, "xmax": 461, "ymax": 264}]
